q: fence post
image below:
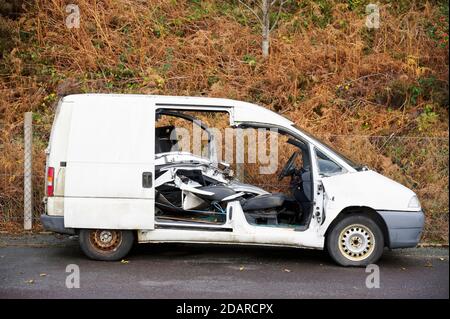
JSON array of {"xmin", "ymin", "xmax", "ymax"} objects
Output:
[{"xmin": 24, "ymin": 112, "xmax": 33, "ymax": 230}]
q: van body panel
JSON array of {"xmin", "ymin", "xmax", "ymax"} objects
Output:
[
  {"xmin": 318, "ymin": 170, "xmax": 419, "ymax": 236},
  {"xmin": 47, "ymin": 101, "xmax": 73, "ymax": 169},
  {"xmin": 139, "ymin": 201, "xmax": 324, "ymax": 248},
  {"xmin": 62, "ymin": 96, "xmax": 155, "ymax": 229},
  {"xmin": 321, "ymin": 170, "xmax": 415, "ymax": 211},
  {"xmin": 47, "ymin": 197, "xmax": 64, "ymax": 216},
  {"xmin": 232, "ymin": 101, "xmax": 294, "ymax": 127},
  {"xmin": 64, "ymin": 197, "xmax": 154, "ymax": 229},
  {"xmin": 46, "ymin": 102, "xmax": 73, "ymax": 200}
]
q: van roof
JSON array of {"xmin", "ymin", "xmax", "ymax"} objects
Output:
[
  {"xmin": 61, "ymin": 93, "xmax": 294, "ymax": 127},
  {"xmin": 63, "ymin": 93, "xmax": 238, "ymax": 107}
]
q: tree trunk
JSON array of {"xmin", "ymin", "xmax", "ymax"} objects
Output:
[{"xmin": 262, "ymin": 0, "xmax": 270, "ymax": 58}]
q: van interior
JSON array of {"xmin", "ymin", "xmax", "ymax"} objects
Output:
[{"xmin": 154, "ymin": 109, "xmax": 314, "ymax": 231}]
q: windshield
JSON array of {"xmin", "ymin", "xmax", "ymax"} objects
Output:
[{"xmin": 292, "ymin": 125, "xmax": 364, "ymax": 171}]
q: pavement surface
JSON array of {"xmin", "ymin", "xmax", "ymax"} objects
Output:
[{"xmin": 0, "ymin": 234, "xmax": 448, "ymax": 299}]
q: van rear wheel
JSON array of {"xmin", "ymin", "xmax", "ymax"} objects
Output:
[
  {"xmin": 326, "ymin": 215, "xmax": 384, "ymax": 267},
  {"xmin": 79, "ymin": 229, "xmax": 134, "ymax": 261}
]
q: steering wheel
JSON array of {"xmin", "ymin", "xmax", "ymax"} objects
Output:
[{"xmin": 278, "ymin": 151, "xmax": 299, "ymax": 181}]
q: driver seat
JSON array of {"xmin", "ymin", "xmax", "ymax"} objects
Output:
[
  {"xmin": 242, "ymin": 193, "xmax": 285, "ymax": 211},
  {"xmin": 242, "ymin": 193, "xmax": 285, "ymax": 225}
]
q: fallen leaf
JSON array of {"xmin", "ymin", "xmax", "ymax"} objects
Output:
[
  {"xmin": 239, "ymin": 266, "xmax": 244, "ymax": 271},
  {"xmin": 25, "ymin": 279, "xmax": 34, "ymax": 284},
  {"xmin": 400, "ymin": 267, "xmax": 406, "ymax": 271},
  {"xmin": 439, "ymin": 257, "xmax": 445, "ymax": 261},
  {"xmin": 283, "ymin": 269, "xmax": 291, "ymax": 273},
  {"xmin": 120, "ymin": 259, "xmax": 129, "ymax": 264},
  {"xmin": 39, "ymin": 273, "xmax": 47, "ymax": 277}
]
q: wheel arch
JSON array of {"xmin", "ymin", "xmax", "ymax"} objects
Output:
[{"xmin": 325, "ymin": 206, "xmax": 390, "ymax": 248}]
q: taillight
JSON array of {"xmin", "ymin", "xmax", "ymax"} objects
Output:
[{"xmin": 47, "ymin": 167, "xmax": 54, "ymax": 197}]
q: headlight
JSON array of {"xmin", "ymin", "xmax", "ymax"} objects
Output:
[{"xmin": 408, "ymin": 195, "xmax": 421, "ymax": 209}]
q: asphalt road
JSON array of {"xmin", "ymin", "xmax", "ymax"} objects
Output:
[{"xmin": 0, "ymin": 234, "xmax": 448, "ymax": 299}]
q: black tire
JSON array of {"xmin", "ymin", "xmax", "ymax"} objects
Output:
[
  {"xmin": 326, "ymin": 214, "xmax": 384, "ymax": 267},
  {"xmin": 79, "ymin": 229, "xmax": 134, "ymax": 261}
]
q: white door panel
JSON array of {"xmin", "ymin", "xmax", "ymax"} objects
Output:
[
  {"xmin": 65, "ymin": 162, "xmax": 152, "ymax": 199},
  {"xmin": 64, "ymin": 98, "xmax": 155, "ymax": 229},
  {"xmin": 66, "ymin": 102, "xmax": 154, "ymax": 163},
  {"xmin": 64, "ymin": 197, "xmax": 154, "ymax": 229}
]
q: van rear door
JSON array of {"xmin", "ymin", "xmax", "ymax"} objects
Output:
[{"xmin": 63, "ymin": 95, "xmax": 155, "ymax": 230}]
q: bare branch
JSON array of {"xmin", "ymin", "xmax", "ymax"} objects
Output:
[
  {"xmin": 256, "ymin": 0, "xmax": 264, "ymax": 12},
  {"xmin": 238, "ymin": 0, "xmax": 263, "ymax": 26},
  {"xmin": 271, "ymin": 0, "xmax": 286, "ymax": 6},
  {"xmin": 269, "ymin": 0, "xmax": 287, "ymax": 32}
]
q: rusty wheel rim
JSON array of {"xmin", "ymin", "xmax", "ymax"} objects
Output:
[{"xmin": 89, "ymin": 230, "xmax": 122, "ymax": 252}]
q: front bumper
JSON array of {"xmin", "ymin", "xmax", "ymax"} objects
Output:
[
  {"xmin": 40, "ymin": 215, "xmax": 76, "ymax": 235},
  {"xmin": 378, "ymin": 210, "xmax": 425, "ymax": 249}
]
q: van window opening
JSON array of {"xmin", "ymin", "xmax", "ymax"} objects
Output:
[
  {"xmin": 315, "ymin": 148, "xmax": 345, "ymax": 176},
  {"xmin": 155, "ymin": 109, "xmax": 230, "ymax": 162},
  {"xmin": 292, "ymin": 124, "xmax": 364, "ymax": 171}
]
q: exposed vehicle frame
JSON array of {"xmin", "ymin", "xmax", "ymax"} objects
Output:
[{"xmin": 41, "ymin": 94, "xmax": 425, "ymax": 266}]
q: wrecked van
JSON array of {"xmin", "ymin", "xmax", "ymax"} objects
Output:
[{"xmin": 41, "ymin": 94, "xmax": 424, "ymax": 266}]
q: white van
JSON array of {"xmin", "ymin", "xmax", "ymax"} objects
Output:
[{"xmin": 41, "ymin": 94, "xmax": 424, "ymax": 266}]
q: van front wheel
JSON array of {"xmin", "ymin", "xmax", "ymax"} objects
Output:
[
  {"xmin": 79, "ymin": 229, "xmax": 134, "ymax": 261},
  {"xmin": 326, "ymin": 215, "xmax": 384, "ymax": 267}
]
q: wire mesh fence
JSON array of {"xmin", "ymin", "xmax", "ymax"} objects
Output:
[
  {"xmin": 0, "ymin": 123, "xmax": 448, "ymax": 243},
  {"xmin": 0, "ymin": 172, "xmax": 45, "ymax": 222},
  {"xmin": 0, "ymin": 121, "xmax": 47, "ymax": 225}
]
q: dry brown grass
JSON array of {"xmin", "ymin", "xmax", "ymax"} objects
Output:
[{"xmin": 0, "ymin": 0, "xmax": 448, "ymax": 242}]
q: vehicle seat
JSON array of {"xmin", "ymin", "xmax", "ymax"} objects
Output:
[
  {"xmin": 196, "ymin": 185, "xmax": 236, "ymax": 202},
  {"xmin": 155, "ymin": 126, "xmax": 179, "ymax": 154},
  {"xmin": 242, "ymin": 193, "xmax": 285, "ymax": 211}
]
